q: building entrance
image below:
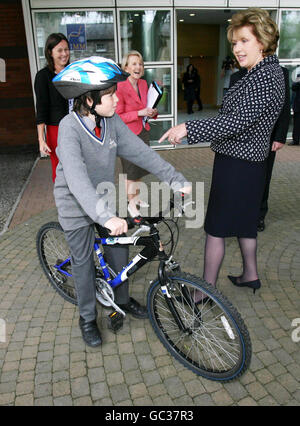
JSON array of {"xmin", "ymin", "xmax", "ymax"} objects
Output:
[{"xmin": 175, "ymin": 9, "xmax": 239, "ymax": 129}]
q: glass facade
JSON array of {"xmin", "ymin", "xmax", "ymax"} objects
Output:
[
  {"xmin": 279, "ymin": 10, "xmax": 300, "ymax": 139},
  {"xmin": 148, "ymin": 120, "xmax": 174, "ymax": 148},
  {"xmin": 119, "ymin": 10, "xmax": 171, "ymax": 63},
  {"xmin": 28, "ymin": 4, "xmax": 300, "ymax": 147},
  {"xmin": 279, "ymin": 10, "xmax": 300, "ymax": 60},
  {"xmin": 144, "ymin": 67, "xmax": 172, "ymax": 115},
  {"xmin": 280, "ymin": 64, "xmax": 300, "ymax": 136},
  {"xmin": 34, "ymin": 11, "xmax": 115, "ymax": 68}
]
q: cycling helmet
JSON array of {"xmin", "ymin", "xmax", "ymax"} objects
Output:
[{"xmin": 52, "ymin": 56, "xmax": 129, "ymax": 99}]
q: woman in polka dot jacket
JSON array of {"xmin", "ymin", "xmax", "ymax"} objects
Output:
[{"xmin": 159, "ymin": 8, "xmax": 285, "ymax": 296}]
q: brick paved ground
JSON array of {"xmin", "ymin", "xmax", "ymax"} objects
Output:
[{"xmin": 0, "ymin": 145, "xmax": 300, "ymax": 406}]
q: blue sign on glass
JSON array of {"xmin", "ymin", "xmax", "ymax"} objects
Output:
[{"xmin": 67, "ymin": 24, "xmax": 86, "ymax": 51}]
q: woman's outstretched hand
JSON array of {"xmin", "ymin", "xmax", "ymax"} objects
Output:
[{"xmin": 158, "ymin": 123, "xmax": 187, "ymax": 145}]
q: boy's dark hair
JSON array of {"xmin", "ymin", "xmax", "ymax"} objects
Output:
[
  {"xmin": 45, "ymin": 33, "xmax": 70, "ymax": 73},
  {"xmin": 73, "ymin": 85, "xmax": 117, "ymax": 116}
]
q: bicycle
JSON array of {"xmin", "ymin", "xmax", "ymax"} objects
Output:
[{"xmin": 36, "ymin": 195, "xmax": 252, "ymax": 382}]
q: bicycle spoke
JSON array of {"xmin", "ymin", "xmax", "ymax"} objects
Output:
[
  {"xmin": 148, "ymin": 274, "xmax": 250, "ymax": 379},
  {"xmin": 38, "ymin": 224, "xmax": 77, "ymax": 304}
]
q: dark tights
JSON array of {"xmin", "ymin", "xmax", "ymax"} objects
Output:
[{"xmin": 203, "ymin": 233, "xmax": 258, "ymax": 287}]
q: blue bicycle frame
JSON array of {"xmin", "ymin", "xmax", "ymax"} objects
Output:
[{"xmin": 53, "ymin": 233, "xmax": 159, "ymax": 289}]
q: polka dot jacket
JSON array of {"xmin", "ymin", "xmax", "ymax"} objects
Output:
[{"xmin": 186, "ymin": 55, "xmax": 285, "ymax": 162}]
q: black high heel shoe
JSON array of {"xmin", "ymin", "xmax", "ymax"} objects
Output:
[{"xmin": 228, "ymin": 275, "xmax": 261, "ymax": 294}]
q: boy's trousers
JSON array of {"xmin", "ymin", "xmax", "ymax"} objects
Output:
[{"xmin": 64, "ymin": 224, "xmax": 129, "ymax": 322}]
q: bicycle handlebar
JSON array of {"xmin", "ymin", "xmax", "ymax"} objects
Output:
[
  {"xmin": 103, "ymin": 192, "xmax": 190, "ymax": 235},
  {"xmin": 125, "ymin": 192, "xmax": 189, "ymax": 229}
]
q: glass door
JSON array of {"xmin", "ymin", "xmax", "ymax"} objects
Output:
[
  {"xmin": 118, "ymin": 8, "xmax": 174, "ymax": 148},
  {"xmin": 278, "ymin": 9, "xmax": 300, "ymax": 140}
]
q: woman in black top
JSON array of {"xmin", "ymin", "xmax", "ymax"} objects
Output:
[
  {"xmin": 159, "ymin": 8, "xmax": 285, "ymax": 295},
  {"xmin": 34, "ymin": 33, "xmax": 70, "ymax": 182},
  {"xmin": 182, "ymin": 64, "xmax": 202, "ymax": 114}
]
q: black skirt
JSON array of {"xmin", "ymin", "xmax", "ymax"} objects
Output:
[
  {"xmin": 121, "ymin": 128, "xmax": 150, "ymax": 180},
  {"xmin": 204, "ymin": 153, "xmax": 266, "ymax": 238}
]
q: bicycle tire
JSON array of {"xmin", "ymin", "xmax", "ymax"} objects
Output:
[
  {"xmin": 147, "ymin": 272, "xmax": 252, "ymax": 382},
  {"xmin": 37, "ymin": 222, "xmax": 78, "ymax": 305},
  {"xmin": 37, "ymin": 222, "xmax": 118, "ymax": 307}
]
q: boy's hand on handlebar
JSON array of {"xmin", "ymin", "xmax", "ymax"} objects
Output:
[{"xmin": 104, "ymin": 217, "xmax": 128, "ymax": 235}]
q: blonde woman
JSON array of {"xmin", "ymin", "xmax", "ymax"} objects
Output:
[{"xmin": 116, "ymin": 51, "xmax": 158, "ymax": 213}]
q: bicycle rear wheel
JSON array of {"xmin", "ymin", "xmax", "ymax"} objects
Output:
[
  {"xmin": 37, "ymin": 222, "xmax": 78, "ymax": 305},
  {"xmin": 147, "ymin": 272, "xmax": 252, "ymax": 382}
]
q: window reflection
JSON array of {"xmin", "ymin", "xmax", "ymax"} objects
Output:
[
  {"xmin": 120, "ymin": 10, "xmax": 171, "ymax": 62},
  {"xmin": 34, "ymin": 11, "xmax": 115, "ymax": 68},
  {"xmin": 144, "ymin": 68, "xmax": 172, "ymax": 115},
  {"xmin": 281, "ymin": 64, "xmax": 300, "ymax": 138},
  {"xmin": 149, "ymin": 120, "xmax": 173, "ymax": 148},
  {"xmin": 279, "ymin": 11, "xmax": 300, "ymax": 60}
]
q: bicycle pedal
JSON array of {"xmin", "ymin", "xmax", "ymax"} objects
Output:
[{"xmin": 107, "ymin": 311, "xmax": 124, "ymax": 333}]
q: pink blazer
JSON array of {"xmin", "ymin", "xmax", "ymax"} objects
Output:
[{"xmin": 116, "ymin": 78, "xmax": 151, "ymax": 135}]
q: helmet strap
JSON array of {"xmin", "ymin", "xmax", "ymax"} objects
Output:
[
  {"xmin": 90, "ymin": 96, "xmax": 103, "ymax": 128},
  {"xmin": 90, "ymin": 107, "xmax": 102, "ymax": 128}
]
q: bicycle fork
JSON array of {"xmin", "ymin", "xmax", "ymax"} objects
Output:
[{"xmin": 158, "ymin": 260, "xmax": 190, "ymax": 333}]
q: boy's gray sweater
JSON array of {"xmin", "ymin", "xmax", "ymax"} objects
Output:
[{"xmin": 54, "ymin": 112, "xmax": 187, "ymax": 231}]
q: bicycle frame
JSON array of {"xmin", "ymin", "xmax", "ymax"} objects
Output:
[
  {"xmin": 94, "ymin": 233, "xmax": 160, "ymax": 288},
  {"xmin": 53, "ymin": 224, "xmax": 167, "ymax": 289}
]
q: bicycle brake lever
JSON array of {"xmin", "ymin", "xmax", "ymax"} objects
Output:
[{"xmin": 126, "ymin": 216, "xmax": 144, "ymax": 229}]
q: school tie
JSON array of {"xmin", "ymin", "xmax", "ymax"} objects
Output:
[{"xmin": 95, "ymin": 125, "xmax": 101, "ymax": 138}]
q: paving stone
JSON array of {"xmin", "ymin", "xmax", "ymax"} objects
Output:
[
  {"xmin": 164, "ymin": 376, "xmax": 186, "ymax": 399},
  {"xmin": 129, "ymin": 383, "xmax": 148, "ymax": 399},
  {"xmin": 87, "ymin": 367, "xmax": 105, "ymax": 384},
  {"xmin": 1, "ymin": 148, "xmax": 300, "ymax": 406},
  {"xmin": 71, "ymin": 377, "xmax": 90, "ymax": 399},
  {"xmin": 110, "ymin": 383, "xmax": 130, "ymax": 404},
  {"xmin": 90, "ymin": 382, "xmax": 109, "ymax": 401},
  {"xmin": 53, "ymin": 395, "xmax": 73, "ymax": 406},
  {"xmin": 265, "ymin": 381, "xmax": 292, "ymax": 405},
  {"xmin": 193, "ymin": 393, "xmax": 215, "ymax": 406},
  {"xmin": 15, "ymin": 394, "xmax": 34, "ymax": 406},
  {"xmin": 52, "ymin": 381, "xmax": 71, "ymax": 398},
  {"xmin": 0, "ymin": 392, "xmax": 15, "ymax": 406},
  {"xmin": 34, "ymin": 396, "xmax": 54, "ymax": 406},
  {"xmin": 106, "ymin": 371, "xmax": 124, "ymax": 386},
  {"xmin": 185, "ymin": 380, "xmax": 206, "ymax": 398},
  {"xmin": 211, "ymin": 389, "xmax": 234, "ymax": 406},
  {"xmin": 237, "ymin": 397, "xmax": 258, "ymax": 406},
  {"xmin": 120, "ymin": 354, "xmax": 139, "ymax": 372}
]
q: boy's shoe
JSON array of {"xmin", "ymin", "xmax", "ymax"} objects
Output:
[
  {"xmin": 119, "ymin": 297, "xmax": 148, "ymax": 319},
  {"xmin": 79, "ymin": 317, "xmax": 102, "ymax": 347}
]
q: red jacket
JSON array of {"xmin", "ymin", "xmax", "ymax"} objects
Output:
[{"xmin": 116, "ymin": 78, "xmax": 151, "ymax": 135}]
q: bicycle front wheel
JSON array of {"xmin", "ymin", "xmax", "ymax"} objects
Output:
[
  {"xmin": 147, "ymin": 272, "xmax": 252, "ymax": 382},
  {"xmin": 37, "ymin": 222, "xmax": 78, "ymax": 305}
]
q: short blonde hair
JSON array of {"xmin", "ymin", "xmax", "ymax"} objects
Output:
[
  {"xmin": 227, "ymin": 8, "xmax": 279, "ymax": 56},
  {"xmin": 121, "ymin": 50, "xmax": 144, "ymax": 73}
]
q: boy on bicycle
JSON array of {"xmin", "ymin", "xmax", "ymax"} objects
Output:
[{"xmin": 52, "ymin": 57, "xmax": 190, "ymax": 347}]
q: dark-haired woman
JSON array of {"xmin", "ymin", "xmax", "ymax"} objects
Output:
[{"xmin": 34, "ymin": 33, "xmax": 70, "ymax": 182}]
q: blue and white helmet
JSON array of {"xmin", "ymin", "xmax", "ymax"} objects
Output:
[{"xmin": 52, "ymin": 56, "xmax": 129, "ymax": 99}]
